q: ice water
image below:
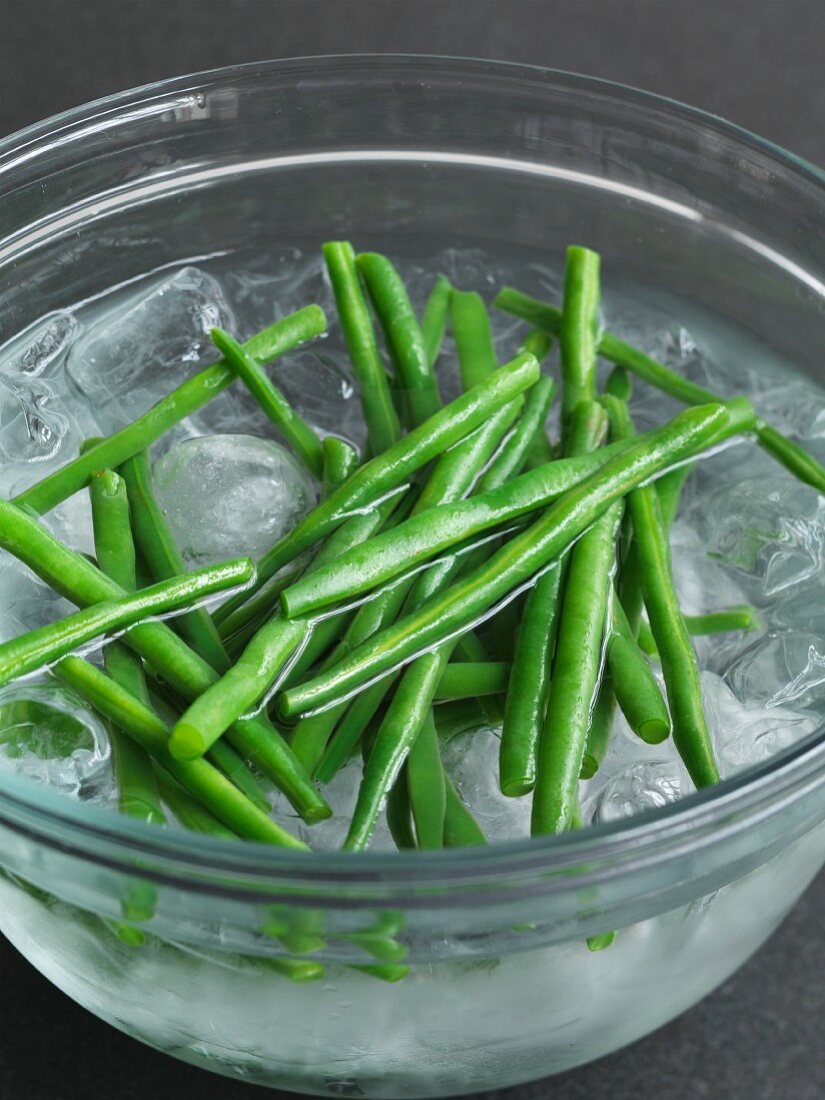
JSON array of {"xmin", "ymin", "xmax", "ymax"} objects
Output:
[{"xmin": 1, "ymin": 245, "xmax": 824, "ymax": 1094}]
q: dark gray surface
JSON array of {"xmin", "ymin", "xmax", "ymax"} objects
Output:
[{"xmin": 0, "ymin": 2, "xmax": 823, "ymax": 1098}]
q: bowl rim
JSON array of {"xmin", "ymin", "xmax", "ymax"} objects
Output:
[{"xmin": 0, "ymin": 53, "xmax": 823, "ymax": 889}]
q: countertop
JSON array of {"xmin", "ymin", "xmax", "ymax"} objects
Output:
[{"xmin": 0, "ymin": 3, "xmax": 823, "ymax": 1098}]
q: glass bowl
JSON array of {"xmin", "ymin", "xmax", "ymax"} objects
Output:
[{"xmin": 0, "ymin": 56, "xmax": 823, "ymax": 1098}]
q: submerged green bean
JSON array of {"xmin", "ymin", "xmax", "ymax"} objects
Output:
[
  {"xmin": 406, "ymin": 711, "xmax": 447, "ymax": 849},
  {"xmin": 559, "ymin": 246, "xmax": 601, "ymax": 436},
  {"xmin": 532, "ymin": 500, "xmax": 623, "ymax": 835},
  {"xmin": 607, "ymin": 599, "xmax": 670, "ymax": 744},
  {"xmin": 637, "ymin": 606, "xmax": 760, "ymax": 654}
]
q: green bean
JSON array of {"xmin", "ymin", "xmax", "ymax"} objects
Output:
[
  {"xmin": 120, "ymin": 450, "xmax": 230, "ymax": 672},
  {"xmin": 515, "ymin": 330, "xmax": 556, "ymax": 468},
  {"xmin": 268, "ymin": 958, "xmax": 326, "ymax": 983},
  {"xmin": 323, "ymin": 241, "xmax": 402, "ymax": 456},
  {"xmin": 206, "ymin": 739, "xmax": 271, "ymax": 814},
  {"xmin": 443, "ymin": 776, "xmax": 487, "ymax": 847},
  {"xmin": 406, "ymin": 711, "xmax": 447, "ymax": 849},
  {"xmin": 14, "ymin": 308, "xmax": 327, "ymax": 516},
  {"xmin": 433, "ymin": 698, "xmax": 488, "ymax": 740},
  {"xmin": 156, "ymin": 770, "xmax": 237, "ymax": 838},
  {"xmin": 584, "ymin": 447, "xmax": 690, "ymax": 776},
  {"xmin": 0, "ymin": 556, "xmax": 253, "ymax": 687},
  {"xmin": 0, "ymin": 501, "xmax": 329, "ymax": 821},
  {"xmin": 213, "ymin": 351, "xmax": 540, "ymax": 624},
  {"xmin": 499, "ymin": 564, "xmax": 562, "ymax": 797},
  {"xmin": 433, "ymin": 661, "xmax": 510, "ymax": 701},
  {"xmin": 53, "ymin": 656, "xmax": 307, "ymax": 848},
  {"xmin": 89, "ymin": 470, "xmax": 165, "ymax": 828},
  {"xmin": 587, "ymin": 932, "xmax": 616, "ymax": 952},
  {"xmin": 531, "ymin": 500, "xmax": 623, "ymax": 834},
  {"xmin": 352, "ymin": 963, "xmax": 410, "ymax": 983},
  {"xmin": 496, "ymin": 285, "xmax": 825, "ymax": 493},
  {"xmin": 282, "ymin": 399, "xmax": 755, "ymax": 716},
  {"xmin": 607, "ymin": 598, "xmax": 670, "ymax": 744},
  {"xmin": 604, "ymin": 396, "xmax": 719, "ymax": 787},
  {"xmin": 637, "ymin": 605, "xmax": 760, "ymax": 655},
  {"xmin": 559, "ymin": 247, "xmax": 601, "ymax": 437},
  {"xmin": 322, "ymin": 436, "xmax": 359, "ymax": 495},
  {"xmin": 421, "ymin": 274, "xmax": 452, "ymax": 368},
  {"xmin": 519, "ymin": 329, "xmax": 553, "ymax": 362},
  {"xmin": 210, "ymin": 327, "xmax": 325, "ymax": 478},
  {"xmin": 357, "ymin": 252, "xmax": 442, "ymax": 426},
  {"xmin": 450, "ymin": 290, "xmax": 498, "ymax": 390},
  {"xmin": 476, "ymin": 376, "xmax": 557, "ymax": 492},
  {"xmin": 171, "ymin": 617, "xmax": 309, "ymax": 758},
  {"xmin": 604, "ymin": 365, "xmax": 632, "ymax": 401},
  {"xmin": 386, "ymin": 767, "xmax": 417, "ymax": 850},
  {"xmin": 147, "ymin": 681, "xmax": 271, "ymax": 811},
  {"xmin": 314, "ymin": 679, "xmax": 392, "ymax": 784},
  {"xmin": 344, "ymin": 646, "xmax": 451, "ymax": 850}
]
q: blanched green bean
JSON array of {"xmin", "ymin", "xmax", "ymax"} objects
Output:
[
  {"xmin": 211, "ymin": 327, "xmax": 325, "ymax": 478},
  {"xmin": 421, "ymin": 274, "xmax": 452, "ymax": 368},
  {"xmin": 433, "ymin": 661, "xmax": 510, "ymax": 701},
  {"xmin": 450, "ymin": 290, "xmax": 498, "ymax": 390},
  {"xmin": 89, "ymin": 470, "xmax": 164, "ymax": 828},
  {"xmin": 282, "ymin": 399, "xmax": 756, "ymax": 716},
  {"xmin": 171, "ymin": 617, "xmax": 310, "ymax": 758},
  {"xmin": 323, "ymin": 241, "xmax": 401, "ymax": 455},
  {"xmin": 532, "ymin": 500, "xmax": 624, "ymax": 835},
  {"xmin": 607, "ymin": 598, "xmax": 670, "ymax": 744},
  {"xmin": 322, "ymin": 436, "xmax": 359, "ymax": 495},
  {"xmin": 443, "ymin": 777, "xmax": 487, "ymax": 847},
  {"xmin": 496, "ymin": 285, "xmax": 825, "ymax": 493},
  {"xmin": 406, "ymin": 711, "xmax": 447, "ymax": 849},
  {"xmin": 476, "ymin": 376, "xmax": 557, "ymax": 492},
  {"xmin": 0, "ymin": 556, "xmax": 253, "ymax": 687},
  {"xmin": 357, "ymin": 251, "xmax": 442, "ymax": 426},
  {"xmin": 14, "ymin": 308, "xmax": 327, "ymax": 516},
  {"xmin": 559, "ymin": 247, "xmax": 602, "ymax": 437},
  {"xmin": 637, "ymin": 606, "xmax": 760, "ymax": 655},
  {"xmin": 120, "ymin": 450, "xmax": 230, "ymax": 672}
]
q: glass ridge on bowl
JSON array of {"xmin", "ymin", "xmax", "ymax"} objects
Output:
[{"xmin": 0, "ymin": 56, "xmax": 824, "ymax": 1098}]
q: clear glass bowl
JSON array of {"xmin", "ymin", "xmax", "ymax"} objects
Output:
[{"xmin": 0, "ymin": 56, "xmax": 824, "ymax": 1097}]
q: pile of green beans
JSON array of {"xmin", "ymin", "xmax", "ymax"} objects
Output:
[{"xmin": 1, "ymin": 240, "xmax": 820, "ymax": 866}]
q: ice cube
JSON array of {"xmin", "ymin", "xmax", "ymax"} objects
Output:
[
  {"xmin": 442, "ymin": 727, "xmax": 532, "ymax": 841},
  {"xmin": 0, "ymin": 310, "xmax": 78, "ymax": 378},
  {"xmin": 0, "ymin": 372, "xmax": 73, "ymax": 478},
  {"xmin": 703, "ymin": 671, "xmax": 818, "ymax": 773},
  {"xmin": 726, "ymin": 632, "xmax": 825, "ymax": 711},
  {"xmin": 152, "ymin": 433, "xmax": 316, "ymax": 567},
  {"xmin": 0, "ymin": 681, "xmax": 113, "ymax": 800},
  {"xmin": 0, "ymin": 556, "xmax": 74, "ymax": 632},
  {"xmin": 67, "ymin": 266, "xmax": 235, "ymax": 430},
  {"xmin": 266, "ymin": 758, "xmax": 394, "ymax": 851},
  {"xmin": 590, "ymin": 761, "xmax": 683, "ymax": 825},
  {"xmin": 683, "ymin": 475, "xmax": 824, "ymax": 598}
]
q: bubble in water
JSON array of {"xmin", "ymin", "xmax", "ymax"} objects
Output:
[{"xmin": 152, "ymin": 433, "xmax": 316, "ymax": 566}]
